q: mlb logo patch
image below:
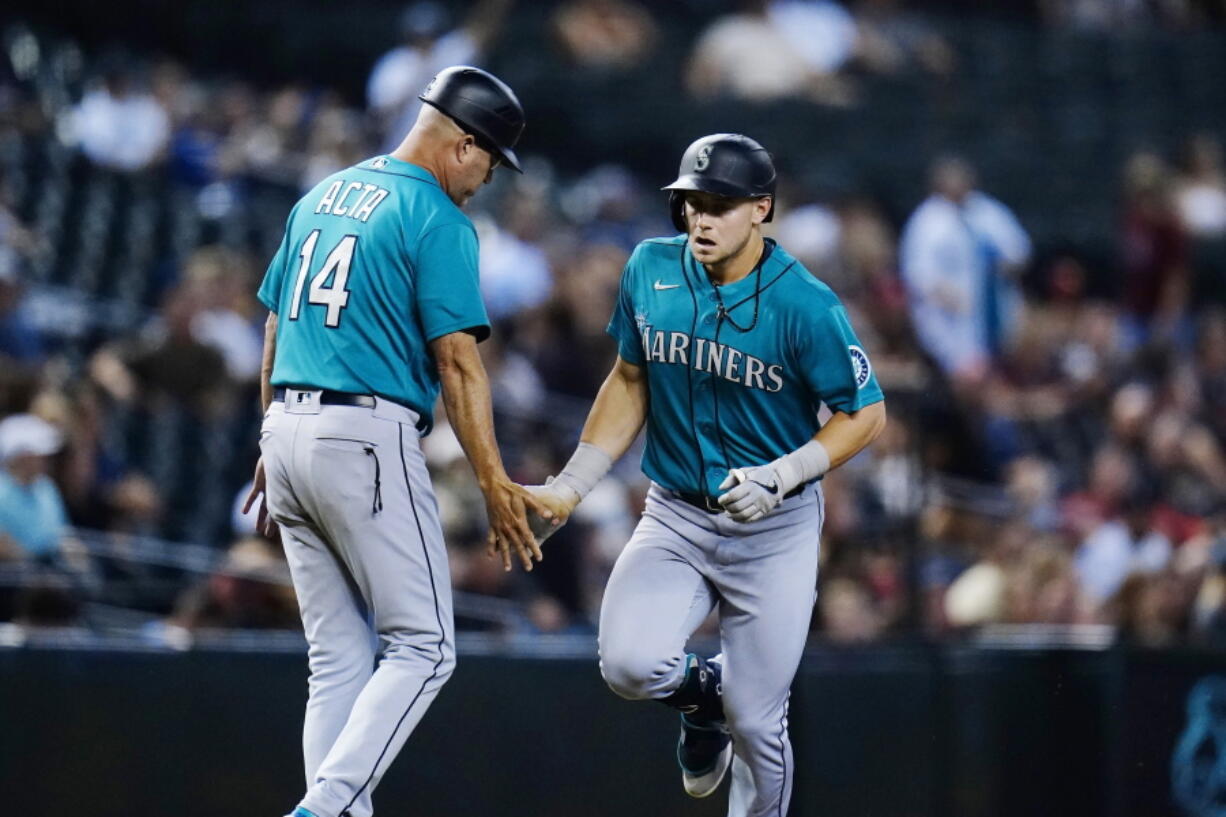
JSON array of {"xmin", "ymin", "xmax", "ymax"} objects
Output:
[
  {"xmin": 285, "ymin": 388, "xmax": 322, "ymax": 414},
  {"xmin": 849, "ymin": 345, "xmax": 872, "ymax": 389}
]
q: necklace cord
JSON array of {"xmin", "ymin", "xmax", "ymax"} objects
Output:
[{"xmin": 710, "ymin": 247, "xmax": 767, "ymax": 333}]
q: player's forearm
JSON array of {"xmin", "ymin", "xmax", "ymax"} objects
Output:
[
  {"xmin": 260, "ymin": 312, "xmax": 278, "ymax": 412},
  {"xmin": 433, "ymin": 334, "xmax": 510, "ymax": 491},
  {"xmin": 578, "ymin": 359, "xmax": 649, "ymax": 462},
  {"xmin": 547, "ymin": 358, "xmax": 648, "ymax": 507},
  {"xmin": 751, "ymin": 401, "xmax": 887, "ymax": 498},
  {"xmin": 814, "ymin": 400, "xmax": 888, "ymax": 471}
]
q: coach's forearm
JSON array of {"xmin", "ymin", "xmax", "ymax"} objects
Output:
[
  {"xmin": 432, "ymin": 332, "xmax": 510, "ymax": 490},
  {"xmin": 579, "ymin": 356, "xmax": 649, "ymax": 463},
  {"xmin": 260, "ymin": 312, "xmax": 278, "ymax": 412},
  {"xmin": 814, "ymin": 400, "xmax": 887, "ymax": 471}
]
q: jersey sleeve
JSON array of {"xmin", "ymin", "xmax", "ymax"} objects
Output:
[
  {"xmin": 605, "ymin": 253, "xmax": 645, "ymax": 366},
  {"xmin": 415, "ymin": 221, "xmax": 491, "ymax": 343},
  {"xmin": 795, "ymin": 302, "xmax": 884, "ymax": 414},
  {"xmin": 257, "ymin": 211, "xmax": 297, "ymax": 313}
]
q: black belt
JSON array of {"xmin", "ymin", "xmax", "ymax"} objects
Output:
[
  {"xmin": 673, "ymin": 483, "xmax": 804, "ymax": 514},
  {"xmin": 273, "ymin": 387, "xmax": 375, "ymax": 408}
]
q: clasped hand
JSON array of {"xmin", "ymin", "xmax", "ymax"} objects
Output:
[
  {"xmin": 717, "ymin": 465, "xmax": 784, "ymax": 523},
  {"xmin": 520, "ymin": 477, "xmax": 579, "ymax": 546},
  {"xmin": 483, "ymin": 478, "xmax": 559, "ymax": 573}
]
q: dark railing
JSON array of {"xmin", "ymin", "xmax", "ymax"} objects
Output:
[{"xmin": 2, "ymin": 635, "xmax": 1223, "ymax": 817}]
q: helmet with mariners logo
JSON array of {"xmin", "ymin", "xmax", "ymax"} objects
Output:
[{"xmin": 662, "ymin": 134, "xmax": 777, "ymax": 232}]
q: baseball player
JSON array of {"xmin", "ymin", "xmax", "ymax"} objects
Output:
[
  {"xmin": 528, "ymin": 134, "xmax": 887, "ymax": 816},
  {"xmin": 243, "ymin": 66, "xmax": 552, "ymax": 817}
]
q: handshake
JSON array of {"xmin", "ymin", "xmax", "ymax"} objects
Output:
[
  {"xmin": 522, "ymin": 477, "xmax": 581, "ymax": 546},
  {"xmin": 484, "ymin": 473, "xmax": 583, "ymax": 573}
]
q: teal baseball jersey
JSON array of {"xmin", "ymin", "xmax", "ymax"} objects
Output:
[
  {"xmin": 607, "ymin": 236, "xmax": 884, "ymax": 497},
  {"xmin": 258, "ymin": 155, "xmax": 490, "ymax": 433}
]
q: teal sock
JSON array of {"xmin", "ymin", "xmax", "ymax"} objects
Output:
[{"xmin": 659, "ymin": 653, "xmax": 724, "ymax": 723}]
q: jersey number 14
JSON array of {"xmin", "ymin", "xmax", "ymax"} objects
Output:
[{"xmin": 289, "ymin": 230, "xmax": 356, "ymax": 328}]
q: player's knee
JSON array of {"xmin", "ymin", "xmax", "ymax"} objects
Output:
[
  {"xmin": 600, "ymin": 661, "xmax": 648, "ymax": 700},
  {"xmin": 435, "ymin": 646, "xmax": 457, "ymax": 684},
  {"xmin": 599, "ymin": 649, "xmax": 676, "ymax": 700},
  {"xmin": 382, "ymin": 632, "xmax": 455, "ymax": 679}
]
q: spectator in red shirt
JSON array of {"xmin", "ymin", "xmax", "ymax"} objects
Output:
[{"xmin": 1120, "ymin": 152, "xmax": 1190, "ymax": 345}]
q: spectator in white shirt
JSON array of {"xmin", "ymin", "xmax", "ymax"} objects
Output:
[
  {"xmin": 900, "ymin": 156, "xmax": 1032, "ymax": 384},
  {"xmin": 1075, "ymin": 485, "xmax": 1172, "ymax": 605},
  {"xmin": 474, "ymin": 215, "xmax": 552, "ymax": 323},
  {"xmin": 767, "ymin": 0, "xmax": 858, "ymax": 75},
  {"xmin": 366, "ymin": 0, "xmax": 513, "ymax": 151},
  {"xmin": 71, "ymin": 65, "xmax": 169, "ymax": 172},
  {"xmin": 686, "ymin": 0, "xmax": 856, "ymax": 105},
  {"xmin": 1174, "ymin": 133, "xmax": 1226, "ymax": 239}
]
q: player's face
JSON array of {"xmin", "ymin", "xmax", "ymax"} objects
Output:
[{"xmin": 683, "ymin": 192, "xmax": 770, "ymax": 265}]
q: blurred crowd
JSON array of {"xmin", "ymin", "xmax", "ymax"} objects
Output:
[{"xmin": 0, "ymin": 1, "xmax": 1225, "ymax": 649}]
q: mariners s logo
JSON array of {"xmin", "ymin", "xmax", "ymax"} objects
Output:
[
  {"xmin": 1173, "ymin": 676, "xmax": 1226, "ymax": 817},
  {"xmin": 694, "ymin": 144, "xmax": 713, "ymax": 173}
]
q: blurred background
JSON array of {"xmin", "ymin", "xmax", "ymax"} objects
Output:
[{"xmin": 0, "ymin": 0, "xmax": 1225, "ymax": 815}]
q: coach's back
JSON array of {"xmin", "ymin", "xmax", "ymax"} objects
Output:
[{"xmin": 257, "ymin": 154, "xmax": 489, "ymax": 433}]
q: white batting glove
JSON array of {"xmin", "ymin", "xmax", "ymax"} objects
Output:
[
  {"xmin": 523, "ymin": 477, "xmax": 577, "ymax": 545},
  {"xmin": 717, "ymin": 465, "xmax": 784, "ymax": 523}
]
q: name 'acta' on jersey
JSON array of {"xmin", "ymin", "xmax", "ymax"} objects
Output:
[
  {"xmin": 638, "ymin": 325, "xmax": 785, "ymax": 392},
  {"xmin": 314, "ymin": 178, "xmax": 392, "ymax": 222}
]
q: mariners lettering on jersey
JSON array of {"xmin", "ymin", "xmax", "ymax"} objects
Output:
[
  {"xmin": 315, "ymin": 179, "xmax": 391, "ymax": 222},
  {"xmin": 639, "ymin": 325, "xmax": 784, "ymax": 392}
]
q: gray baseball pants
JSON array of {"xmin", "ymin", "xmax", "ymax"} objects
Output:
[
  {"xmin": 260, "ymin": 390, "xmax": 454, "ymax": 817},
  {"xmin": 598, "ymin": 483, "xmax": 823, "ymax": 817}
]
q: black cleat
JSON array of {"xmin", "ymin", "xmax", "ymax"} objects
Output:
[
  {"xmin": 678, "ymin": 713, "xmax": 733, "ymax": 797},
  {"xmin": 676, "ymin": 654, "xmax": 730, "ymax": 797}
]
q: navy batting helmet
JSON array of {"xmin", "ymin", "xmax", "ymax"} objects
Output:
[
  {"xmin": 419, "ymin": 66, "xmax": 525, "ymax": 173},
  {"xmin": 662, "ymin": 134, "xmax": 776, "ymax": 232}
]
